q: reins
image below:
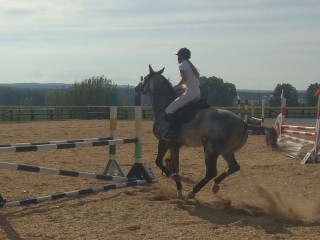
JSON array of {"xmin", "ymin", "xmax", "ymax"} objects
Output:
[{"xmin": 142, "ymin": 74, "xmax": 176, "ymax": 115}]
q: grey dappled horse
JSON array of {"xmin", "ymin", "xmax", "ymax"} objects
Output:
[{"xmin": 136, "ymin": 65, "xmax": 274, "ymax": 199}]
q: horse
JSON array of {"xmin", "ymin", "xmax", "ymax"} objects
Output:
[{"xmin": 136, "ymin": 65, "xmax": 276, "ymax": 199}]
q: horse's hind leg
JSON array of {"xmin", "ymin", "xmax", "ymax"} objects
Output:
[
  {"xmin": 187, "ymin": 149, "xmax": 219, "ymax": 199},
  {"xmin": 212, "ymin": 152, "xmax": 240, "ymax": 194}
]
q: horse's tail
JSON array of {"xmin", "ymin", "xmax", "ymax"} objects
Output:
[{"xmin": 264, "ymin": 126, "xmax": 279, "ymax": 149}]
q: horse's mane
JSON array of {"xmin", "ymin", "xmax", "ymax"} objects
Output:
[{"xmin": 156, "ymin": 74, "xmax": 177, "ymax": 100}]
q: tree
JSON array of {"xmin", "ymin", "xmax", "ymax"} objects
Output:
[
  {"xmin": 48, "ymin": 76, "xmax": 117, "ymax": 106},
  {"xmin": 200, "ymin": 76, "xmax": 236, "ymax": 106},
  {"xmin": 305, "ymin": 83, "xmax": 320, "ymax": 106},
  {"xmin": 269, "ymin": 83, "xmax": 299, "ymax": 107},
  {"xmin": 79, "ymin": 76, "xmax": 116, "ymax": 106},
  {"xmin": 46, "ymin": 89, "xmax": 70, "ymax": 106}
]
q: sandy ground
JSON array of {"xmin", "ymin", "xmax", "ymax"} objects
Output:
[{"xmin": 0, "ymin": 119, "xmax": 320, "ymax": 240}]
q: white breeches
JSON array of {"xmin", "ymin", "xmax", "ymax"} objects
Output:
[{"xmin": 165, "ymin": 86, "xmax": 200, "ymax": 114}]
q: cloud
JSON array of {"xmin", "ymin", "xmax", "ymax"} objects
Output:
[{"xmin": 0, "ymin": 0, "xmax": 319, "ymax": 89}]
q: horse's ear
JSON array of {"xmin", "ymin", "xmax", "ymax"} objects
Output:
[
  {"xmin": 158, "ymin": 67, "xmax": 165, "ymax": 75},
  {"xmin": 149, "ymin": 64, "xmax": 154, "ymax": 74}
]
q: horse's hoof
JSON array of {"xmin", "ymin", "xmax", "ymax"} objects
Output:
[
  {"xmin": 177, "ymin": 190, "xmax": 184, "ymax": 199},
  {"xmin": 212, "ymin": 184, "xmax": 220, "ymax": 194},
  {"xmin": 186, "ymin": 190, "xmax": 195, "ymax": 199}
]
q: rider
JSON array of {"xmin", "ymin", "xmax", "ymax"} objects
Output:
[{"xmin": 164, "ymin": 48, "xmax": 201, "ymax": 140}]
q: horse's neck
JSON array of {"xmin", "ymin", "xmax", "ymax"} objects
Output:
[
  {"xmin": 152, "ymin": 94, "xmax": 173, "ymax": 117},
  {"xmin": 151, "ymin": 77, "xmax": 176, "ymax": 117}
]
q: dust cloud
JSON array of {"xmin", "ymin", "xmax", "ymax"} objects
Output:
[{"xmin": 240, "ymin": 185, "xmax": 320, "ymax": 222}]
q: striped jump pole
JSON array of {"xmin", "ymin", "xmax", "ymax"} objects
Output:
[
  {"xmin": 244, "ymin": 96, "xmax": 248, "ymax": 123},
  {"xmin": 0, "ymin": 88, "xmax": 155, "ymax": 208},
  {"xmin": 103, "ymin": 78, "xmax": 154, "ymax": 182},
  {"xmin": 279, "ymin": 121, "xmax": 316, "ymax": 146},
  {"xmin": 0, "ymin": 180, "xmax": 147, "ymax": 208},
  {"xmin": 282, "ymin": 125, "xmax": 316, "ymax": 131},
  {"xmin": 127, "ymin": 77, "xmax": 154, "ymax": 182},
  {"xmin": 0, "ymin": 138, "xmax": 138, "ymax": 153},
  {"xmin": 134, "ymin": 90, "xmax": 143, "ymax": 164},
  {"xmin": 103, "ymin": 94, "xmax": 125, "ymax": 177},
  {"xmin": 282, "ymin": 129, "xmax": 315, "ymax": 137},
  {"xmin": 275, "ymin": 88, "xmax": 320, "ymax": 164},
  {"xmin": 280, "ymin": 135, "xmax": 314, "ymax": 145},
  {"xmin": 281, "ymin": 89, "xmax": 286, "ymax": 127},
  {"xmin": 0, "ymin": 161, "xmax": 134, "ymax": 182},
  {"xmin": 301, "ymin": 89, "xmax": 320, "ymax": 163},
  {"xmin": 261, "ymin": 99, "xmax": 265, "ymax": 123},
  {"xmin": 0, "ymin": 137, "xmax": 112, "ymax": 148}
]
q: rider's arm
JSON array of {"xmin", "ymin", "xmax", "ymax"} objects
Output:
[{"xmin": 173, "ymin": 70, "xmax": 187, "ymax": 90}]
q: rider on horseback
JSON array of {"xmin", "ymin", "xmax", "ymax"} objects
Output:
[{"xmin": 164, "ymin": 48, "xmax": 201, "ymax": 140}]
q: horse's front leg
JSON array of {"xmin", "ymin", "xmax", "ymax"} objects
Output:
[
  {"xmin": 169, "ymin": 146, "xmax": 183, "ymax": 199},
  {"xmin": 155, "ymin": 141, "xmax": 171, "ymax": 176}
]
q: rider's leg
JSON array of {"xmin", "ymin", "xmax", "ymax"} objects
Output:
[
  {"xmin": 163, "ymin": 112, "xmax": 179, "ymax": 140},
  {"xmin": 164, "ymin": 87, "xmax": 200, "ymax": 140},
  {"xmin": 165, "ymin": 87, "xmax": 200, "ymax": 114}
]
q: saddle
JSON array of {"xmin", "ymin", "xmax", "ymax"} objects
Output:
[{"xmin": 175, "ymin": 98, "xmax": 209, "ymax": 125}]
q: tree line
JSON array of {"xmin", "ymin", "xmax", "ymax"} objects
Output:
[
  {"xmin": 199, "ymin": 77, "xmax": 319, "ymax": 107},
  {"xmin": 0, "ymin": 75, "xmax": 318, "ymax": 107}
]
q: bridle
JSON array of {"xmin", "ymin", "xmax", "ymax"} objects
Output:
[{"xmin": 139, "ymin": 73, "xmax": 155, "ymax": 95}]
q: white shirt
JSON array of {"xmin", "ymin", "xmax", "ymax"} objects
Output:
[{"xmin": 179, "ymin": 60, "xmax": 200, "ymax": 88}]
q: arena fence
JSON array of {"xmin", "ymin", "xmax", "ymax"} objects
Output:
[{"xmin": 0, "ymin": 106, "xmax": 317, "ymax": 122}]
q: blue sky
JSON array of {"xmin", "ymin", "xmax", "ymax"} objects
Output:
[{"xmin": 0, "ymin": 0, "xmax": 319, "ymax": 90}]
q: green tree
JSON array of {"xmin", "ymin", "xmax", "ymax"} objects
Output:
[
  {"xmin": 305, "ymin": 83, "xmax": 320, "ymax": 106},
  {"xmin": 48, "ymin": 76, "xmax": 117, "ymax": 106},
  {"xmin": 269, "ymin": 83, "xmax": 299, "ymax": 107},
  {"xmin": 70, "ymin": 76, "xmax": 116, "ymax": 106},
  {"xmin": 47, "ymin": 89, "xmax": 70, "ymax": 106},
  {"xmin": 200, "ymin": 76, "xmax": 236, "ymax": 106}
]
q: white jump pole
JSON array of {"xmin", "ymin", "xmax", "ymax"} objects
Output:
[
  {"xmin": 314, "ymin": 89, "xmax": 320, "ymax": 162},
  {"xmin": 261, "ymin": 99, "xmax": 265, "ymax": 123},
  {"xmin": 237, "ymin": 95, "xmax": 241, "ymax": 117}
]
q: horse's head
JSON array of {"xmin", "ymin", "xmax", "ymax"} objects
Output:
[{"xmin": 135, "ymin": 64, "xmax": 165, "ymax": 95}]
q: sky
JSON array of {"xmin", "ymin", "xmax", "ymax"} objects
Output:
[{"xmin": 0, "ymin": 0, "xmax": 319, "ymax": 90}]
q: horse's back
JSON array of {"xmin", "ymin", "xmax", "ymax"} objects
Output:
[{"xmin": 180, "ymin": 108, "xmax": 248, "ymax": 151}]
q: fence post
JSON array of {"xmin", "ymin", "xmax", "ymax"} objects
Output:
[{"xmin": 31, "ymin": 109, "xmax": 35, "ymax": 121}]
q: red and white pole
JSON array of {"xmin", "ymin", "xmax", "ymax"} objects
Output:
[
  {"xmin": 244, "ymin": 96, "xmax": 248, "ymax": 123},
  {"xmin": 281, "ymin": 89, "xmax": 286, "ymax": 128}
]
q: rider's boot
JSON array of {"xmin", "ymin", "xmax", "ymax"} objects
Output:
[{"xmin": 163, "ymin": 113, "xmax": 179, "ymax": 140}]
